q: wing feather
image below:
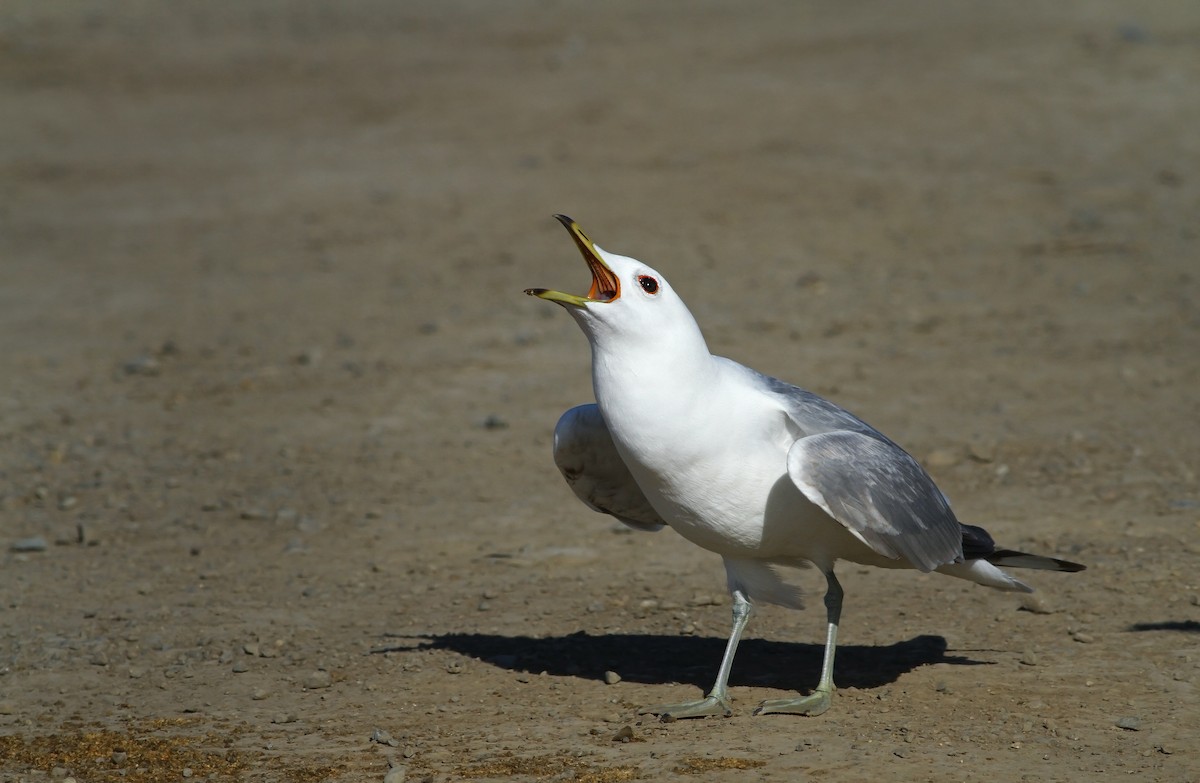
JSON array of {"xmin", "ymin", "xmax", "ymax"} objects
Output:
[
  {"xmin": 786, "ymin": 430, "xmax": 963, "ymax": 572},
  {"xmin": 553, "ymin": 404, "xmax": 666, "ymax": 532}
]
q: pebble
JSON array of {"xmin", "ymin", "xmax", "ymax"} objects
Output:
[
  {"xmin": 611, "ymin": 725, "xmax": 634, "ymax": 743},
  {"xmin": 967, "ymin": 437, "xmax": 997, "ymax": 463},
  {"xmin": 232, "ymin": 661, "xmax": 249, "ymax": 674},
  {"xmin": 122, "ymin": 355, "xmax": 160, "ymax": 376},
  {"xmin": 272, "ymin": 714, "xmax": 298, "ymax": 724},
  {"xmin": 1071, "ymin": 630, "xmax": 1095, "ymax": 644},
  {"xmin": 1115, "ymin": 716, "xmax": 1142, "ymax": 731},
  {"xmin": 603, "ymin": 670, "xmax": 621, "ymax": 685},
  {"xmin": 383, "ymin": 767, "xmax": 406, "ymax": 783},
  {"xmin": 925, "ymin": 448, "xmax": 960, "ymax": 468},
  {"xmin": 243, "ymin": 642, "xmax": 261, "ymax": 656},
  {"xmin": 371, "ymin": 728, "xmax": 400, "ymax": 747},
  {"xmin": 481, "ymin": 414, "xmax": 509, "ymax": 430},
  {"xmin": 1018, "ymin": 594, "xmax": 1056, "ymax": 614},
  {"xmin": 0, "ymin": 701, "xmax": 14, "ymax": 715},
  {"xmin": 111, "ymin": 750, "xmax": 128, "ymax": 764},
  {"xmin": 10, "ymin": 537, "xmax": 48, "ymax": 553},
  {"xmin": 252, "ymin": 688, "xmax": 269, "ymax": 700},
  {"xmin": 1019, "ymin": 649, "xmax": 1039, "ymax": 666},
  {"xmin": 51, "ymin": 767, "xmax": 68, "ymax": 779},
  {"xmin": 303, "ymin": 670, "xmax": 332, "ymax": 689}
]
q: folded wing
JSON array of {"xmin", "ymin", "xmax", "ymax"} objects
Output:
[
  {"xmin": 553, "ymin": 404, "xmax": 666, "ymax": 532},
  {"xmin": 786, "ymin": 430, "xmax": 964, "ymax": 572}
]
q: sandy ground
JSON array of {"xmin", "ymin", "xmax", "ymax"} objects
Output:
[{"xmin": 2, "ymin": 2, "xmax": 1199, "ymax": 781}]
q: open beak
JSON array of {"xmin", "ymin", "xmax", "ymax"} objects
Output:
[{"xmin": 524, "ymin": 215, "xmax": 621, "ymax": 307}]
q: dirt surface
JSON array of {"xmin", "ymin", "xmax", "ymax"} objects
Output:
[{"xmin": 2, "ymin": 2, "xmax": 1199, "ymax": 781}]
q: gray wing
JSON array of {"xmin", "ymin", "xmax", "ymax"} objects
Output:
[
  {"xmin": 553, "ymin": 404, "xmax": 666, "ymax": 532},
  {"xmin": 785, "ymin": 430, "xmax": 964, "ymax": 572}
]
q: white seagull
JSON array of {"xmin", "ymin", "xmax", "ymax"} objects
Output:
[{"xmin": 526, "ymin": 215, "xmax": 1084, "ymax": 719}]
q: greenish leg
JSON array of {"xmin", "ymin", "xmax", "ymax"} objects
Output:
[
  {"xmin": 638, "ymin": 589, "xmax": 754, "ymax": 721},
  {"xmin": 755, "ymin": 570, "xmax": 842, "ymax": 717}
]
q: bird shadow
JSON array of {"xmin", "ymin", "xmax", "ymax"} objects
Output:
[
  {"xmin": 1128, "ymin": 620, "xmax": 1200, "ymax": 633},
  {"xmin": 374, "ymin": 631, "xmax": 987, "ymax": 693}
]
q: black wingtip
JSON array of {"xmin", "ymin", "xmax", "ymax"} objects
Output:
[{"xmin": 988, "ymin": 549, "xmax": 1086, "ymax": 573}]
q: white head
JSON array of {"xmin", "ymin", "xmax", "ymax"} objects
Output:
[{"xmin": 525, "ymin": 215, "xmax": 708, "ymax": 356}]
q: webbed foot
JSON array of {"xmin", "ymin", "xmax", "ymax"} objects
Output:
[
  {"xmin": 754, "ymin": 688, "xmax": 833, "ymax": 717},
  {"xmin": 637, "ymin": 694, "xmax": 733, "ymax": 722}
]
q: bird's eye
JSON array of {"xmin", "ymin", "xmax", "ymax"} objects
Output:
[{"xmin": 637, "ymin": 275, "xmax": 659, "ymax": 295}]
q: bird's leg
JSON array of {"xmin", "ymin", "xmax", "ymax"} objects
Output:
[
  {"xmin": 755, "ymin": 570, "xmax": 843, "ymax": 717},
  {"xmin": 638, "ymin": 589, "xmax": 754, "ymax": 721}
]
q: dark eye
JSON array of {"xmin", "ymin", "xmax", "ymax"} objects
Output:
[{"xmin": 637, "ymin": 275, "xmax": 659, "ymax": 294}]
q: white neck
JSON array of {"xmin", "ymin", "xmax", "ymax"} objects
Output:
[{"xmin": 585, "ymin": 309, "xmax": 717, "ymax": 453}]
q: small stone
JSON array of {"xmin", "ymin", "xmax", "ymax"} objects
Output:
[
  {"xmin": 271, "ymin": 713, "xmax": 298, "ymax": 724},
  {"xmin": 90, "ymin": 651, "xmax": 109, "ymax": 666},
  {"xmin": 182, "ymin": 768, "xmax": 193, "ymax": 778},
  {"xmin": 611, "ymin": 725, "xmax": 634, "ymax": 743},
  {"xmin": 1019, "ymin": 649, "xmax": 1039, "ymax": 666},
  {"xmin": 303, "ymin": 670, "xmax": 332, "ymax": 689},
  {"xmin": 240, "ymin": 508, "xmax": 269, "ymax": 521},
  {"xmin": 1018, "ymin": 594, "xmax": 1056, "ymax": 614},
  {"xmin": 925, "ymin": 448, "xmax": 960, "ymax": 468},
  {"xmin": 58, "ymin": 495, "xmax": 78, "ymax": 511},
  {"xmin": 243, "ymin": 642, "xmax": 260, "ymax": 656},
  {"xmin": 251, "ymin": 688, "xmax": 269, "ymax": 700},
  {"xmin": 1115, "ymin": 716, "xmax": 1142, "ymax": 731},
  {"xmin": 1071, "ymin": 630, "xmax": 1094, "ymax": 644},
  {"xmin": 51, "ymin": 767, "xmax": 69, "ymax": 779},
  {"xmin": 127, "ymin": 666, "xmax": 145, "ymax": 679},
  {"xmin": 935, "ymin": 681, "xmax": 952, "ymax": 694},
  {"xmin": 10, "ymin": 537, "xmax": 48, "ymax": 553},
  {"xmin": 481, "ymin": 414, "xmax": 508, "ymax": 430},
  {"xmin": 603, "ymin": 670, "xmax": 621, "ymax": 685},
  {"xmin": 371, "ymin": 728, "xmax": 394, "ymax": 745},
  {"xmin": 0, "ymin": 701, "xmax": 15, "ymax": 715},
  {"xmin": 111, "ymin": 749, "xmax": 128, "ymax": 764},
  {"xmin": 232, "ymin": 661, "xmax": 249, "ymax": 673},
  {"xmin": 383, "ymin": 767, "xmax": 406, "ymax": 783},
  {"xmin": 967, "ymin": 437, "xmax": 997, "ymax": 463},
  {"xmin": 123, "ymin": 355, "xmax": 160, "ymax": 376}
]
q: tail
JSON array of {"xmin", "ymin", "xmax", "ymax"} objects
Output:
[
  {"xmin": 944, "ymin": 523, "xmax": 1086, "ymax": 592},
  {"xmin": 985, "ymin": 549, "xmax": 1086, "ymax": 573}
]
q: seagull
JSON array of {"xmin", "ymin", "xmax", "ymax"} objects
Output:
[{"xmin": 526, "ymin": 215, "xmax": 1085, "ymax": 719}]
